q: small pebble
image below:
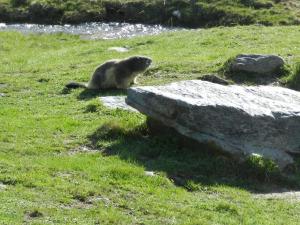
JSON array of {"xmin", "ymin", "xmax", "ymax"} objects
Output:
[
  {"xmin": 108, "ymin": 47, "xmax": 129, "ymax": 53},
  {"xmin": 145, "ymin": 171, "xmax": 155, "ymax": 176},
  {"xmin": 99, "ymin": 96, "xmax": 137, "ymax": 112}
]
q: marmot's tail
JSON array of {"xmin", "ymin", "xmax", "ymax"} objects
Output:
[{"xmin": 65, "ymin": 82, "xmax": 87, "ymax": 89}]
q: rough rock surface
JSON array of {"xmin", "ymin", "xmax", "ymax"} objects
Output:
[
  {"xmin": 230, "ymin": 54, "xmax": 284, "ymax": 75},
  {"xmin": 199, "ymin": 74, "xmax": 230, "ymax": 85},
  {"xmin": 126, "ymin": 80, "xmax": 300, "ymax": 169},
  {"xmin": 100, "ymin": 96, "xmax": 137, "ymax": 112}
]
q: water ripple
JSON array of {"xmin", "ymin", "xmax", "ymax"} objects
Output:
[{"xmin": 0, "ymin": 22, "xmax": 179, "ymax": 39}]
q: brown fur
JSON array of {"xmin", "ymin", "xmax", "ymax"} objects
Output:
[{"xmin": 66, "ymin": 56, "xmax": 152, "ymax": 90}]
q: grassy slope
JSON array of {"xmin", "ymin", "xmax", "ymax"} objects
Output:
[
  {"xmin": 0, "ymin": 26, "xmax": 300, "ymax": 224},
  {"xmin": 0, "ymin": 0, "xmax": 299, "ymax": 26}
]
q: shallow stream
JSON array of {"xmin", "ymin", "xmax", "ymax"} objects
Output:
[{"xmin": 0, "ymin": 22, "xmax": 178, "ymax": 39}]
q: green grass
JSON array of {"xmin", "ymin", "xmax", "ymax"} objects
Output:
[
  {"xmin": 285, "ymin": 62, "xmax": 300, "ymax": 90},
  {"xmin": 0, "ymin": 26, "xmax": 300, "ymax": 224},
  {"xmin": 0, "ymin": 0, "xmax": 299, "ymax": 26}
]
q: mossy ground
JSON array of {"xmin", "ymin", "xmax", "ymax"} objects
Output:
[
  {"xmin": 0, "ymin": 0, "xmax": 300, "ymax": 27},
  {"xmin": 0, "ymin": 26, "xmax": 300, "ymax": 224}
]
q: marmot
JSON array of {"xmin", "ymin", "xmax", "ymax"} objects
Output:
[{"xmin": 66, "ymin": 56, "xmax": 152, "ymax": 90}]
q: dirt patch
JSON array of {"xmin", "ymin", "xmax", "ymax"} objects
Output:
[
  {"xmin": 25, "ymin": 210, "xmax": 43, "ymax": 220},
  {"xmin": 62, "ymin": 196, "xmax": 111, "ymax": 209}
]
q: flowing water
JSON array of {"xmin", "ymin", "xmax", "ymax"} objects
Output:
[{"xmin": 0, "ymin": 22, "xmax": 178, "ymax": 39}]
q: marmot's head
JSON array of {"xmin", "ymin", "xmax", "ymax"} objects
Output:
[{"xmin": 126, "ymin": 56, "xmax": 152, "ymax": 72}]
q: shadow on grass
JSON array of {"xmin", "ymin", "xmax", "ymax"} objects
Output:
[
  {"xmin": 284, "ymin": 62, "xmax": 300, "ymax": 91},
  {"xmin": 77, "ymin": 89, "xmax": 127, "ymax": 101},
  {"xmin": 225, "ymin": 72, "xmax": 281, "ymax": 85},
  {"xmin": 60, "ymin": 87, "xmax": 73, "ymax": 95},
  {"xmin": 60, "ymin": 87, "xmax": 127, "ymax": 100},
  {"xmin": 87, "ymin": 120, "xmax": 300, "ymax": 193}
]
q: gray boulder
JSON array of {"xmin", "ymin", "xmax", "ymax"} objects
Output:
[
  {"xmin": 230, "ymin": 54, "xmax": 284, "ymax": 75},
  {"xmin": 126, "ymin": 80, "xmax": 300, "ymax": 169}
]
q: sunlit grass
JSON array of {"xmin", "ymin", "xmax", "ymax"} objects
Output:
[{"xmin": 0, "ymin": 27, "xmax": 300, "ymax": 224}]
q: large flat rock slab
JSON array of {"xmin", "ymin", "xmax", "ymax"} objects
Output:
[{"xmin": 126, "ymin": 80, "xmax": 300, "ymax": 169}]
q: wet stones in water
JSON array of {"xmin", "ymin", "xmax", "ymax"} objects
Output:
[
  {"xmin": 229, "ymin": 54, "xmax": 284, "ymax": 75},
  {"xmin": 99, "ymin": 96, "xmax": 137, "ymax": 112},
  {"xmin": 126, "ymin": 80, "xmax": 300, "ymax": 170},
  {"xmin": 0, "ymin": 23, "xmax": 178, "ymax": 40}
]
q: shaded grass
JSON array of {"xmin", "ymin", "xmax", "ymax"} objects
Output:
[
  {"xmin": 89, "ymin": 120, "xmax": 295, "ymax": 190},
  {"xmin": 285, "ymin": 62, "xmax": 300, "ymax": 90},
  {"xmin": 0, "ymin": 26, "xmax": 300, "ymax": 223},
  {"xmin": 0, "ymin": 0, "xmax": 299, "ymax": 27}
]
